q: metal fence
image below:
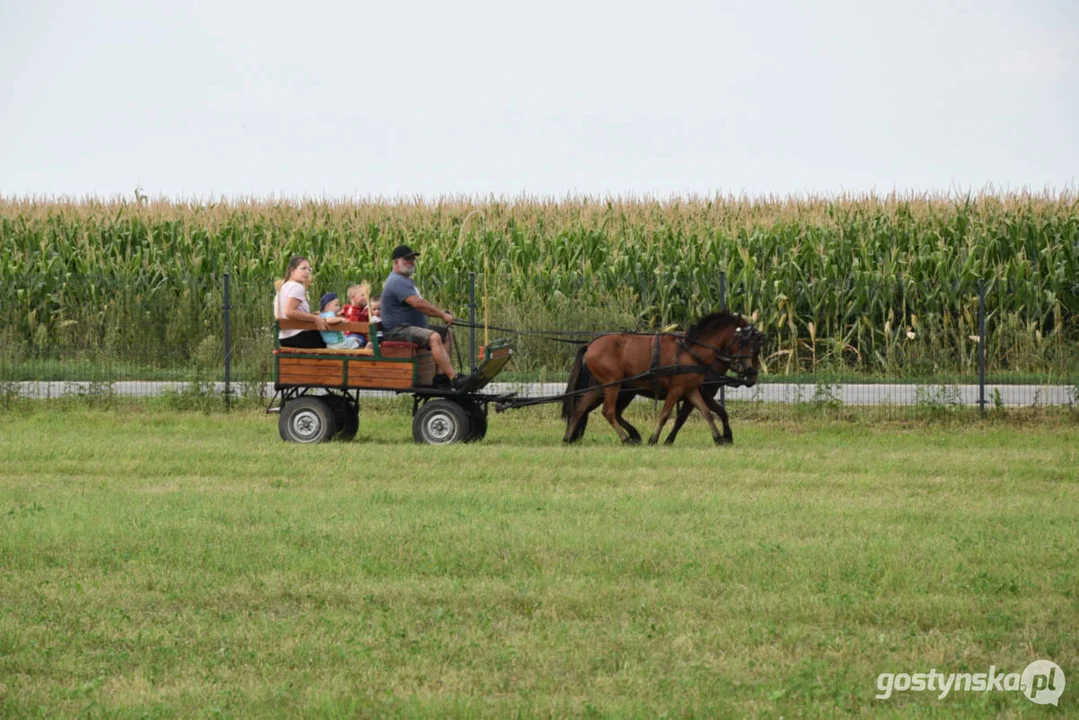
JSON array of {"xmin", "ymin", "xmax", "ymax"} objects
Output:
[{"xmin": 2, "ymin": 271, "xmax": 1076, "ymax": 417}]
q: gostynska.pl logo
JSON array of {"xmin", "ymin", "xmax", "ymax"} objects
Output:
[{"xmin": 875, "ymin": 660, "xmax": 1064, "ymax": 705}]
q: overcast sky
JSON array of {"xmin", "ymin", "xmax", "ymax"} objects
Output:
[{"xmin": 1, "ymin": 0, "xmax": 1076, "ymax": 200}]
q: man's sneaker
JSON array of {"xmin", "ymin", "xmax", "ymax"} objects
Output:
[
  {"xmin": 451, "ymin": 375, "xmax": 469, "ymax": 391},
  {"xmin": 432, "ymin": 373, "xmax": 452, "ymax": 389}
]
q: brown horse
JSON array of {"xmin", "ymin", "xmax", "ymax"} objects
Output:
[{"xmin": 561, "ymin": 311, "xmax": 764, "ymax": 445}]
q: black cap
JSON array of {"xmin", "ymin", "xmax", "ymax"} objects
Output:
[{"xmin": 391, "ymin": 244, "xmax": 419, "ymax": 261}]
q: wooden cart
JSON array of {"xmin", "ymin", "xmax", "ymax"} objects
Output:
[{"xmin": 269, "ymin": 319, "xmax": 514, "ymax": 444}]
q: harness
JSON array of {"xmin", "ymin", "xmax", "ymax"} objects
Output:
[
  {"xmin": 485, "ymin": 321, "xmax": 765, "ymax": 414},
  {"xmin": 650, "ymin": 334, "xmax": 662, "ymax": 395},
  {"xmin": 644, "ymin": 326, "xmax": 763, "ymax": 393}
]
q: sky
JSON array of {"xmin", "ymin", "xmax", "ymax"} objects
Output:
[{"xmin": 1, "ymin": 0, "xmax": 1076, "ymax": 200}]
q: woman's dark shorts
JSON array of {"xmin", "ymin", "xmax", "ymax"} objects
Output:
[{"xmin": 279, "ymin": 330, "xmax": 326, "ymax": 349}]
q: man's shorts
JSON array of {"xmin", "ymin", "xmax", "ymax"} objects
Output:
[{"xmin": 384, "ymin": 324, "xmax": 450, "ymax": 348}]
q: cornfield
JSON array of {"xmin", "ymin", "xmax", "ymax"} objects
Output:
[{"xmin": 1, "ymin": 193, "xmax": 1076, "ymax": 380}]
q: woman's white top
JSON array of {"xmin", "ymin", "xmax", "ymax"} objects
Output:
[{"xmin": 274, "ymin": 280, "xmax": 309, "ymax": 338}]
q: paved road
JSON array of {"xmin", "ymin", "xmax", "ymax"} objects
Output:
[{"xmin": 12, "ymin": 381, "xmax": 1076, "ymax": 407}]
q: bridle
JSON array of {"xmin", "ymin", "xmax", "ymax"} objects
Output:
[{"xmin": 676, "ymin": 325, "xmax": 764, "ymax": 378}]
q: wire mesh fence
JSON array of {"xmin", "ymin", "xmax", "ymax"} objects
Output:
[{"xmin": 2, "ymin": 270, "xmax": 1076, "ymax": 419}]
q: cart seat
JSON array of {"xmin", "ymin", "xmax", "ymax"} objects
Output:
[{"xmin": 275, "ymin": 346, "xmax": 374, "ymax": 357}]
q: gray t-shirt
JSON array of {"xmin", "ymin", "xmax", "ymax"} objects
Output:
[{"xmin": 380, "ymin": 271, "xmax": 428, "ymax": 331}]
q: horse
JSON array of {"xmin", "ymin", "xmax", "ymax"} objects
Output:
[{"xmin": 560, "ymin": 311, "xmax": 764, "ymax": 445}]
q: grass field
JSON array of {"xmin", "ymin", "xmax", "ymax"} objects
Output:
[{"xmin": 0, "ymin": 404, "xmax": 1076, "ymax": 717}]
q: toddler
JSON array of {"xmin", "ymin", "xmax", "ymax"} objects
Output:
[{"xmin": 318, "ymin": 292, "xmax": 364, "ymax": 349}]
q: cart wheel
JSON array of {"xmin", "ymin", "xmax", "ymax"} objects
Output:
[
  {"xmin": 325, "ymin": 396, "xmax": 359, "ymax": 441},
  {"xmin": 412, "ymin": 399, "xmax": 471, "ymax": 444},
  {"xmin": 467, "ymin": 412, "xmax": 488, "ymax": 442},
  {"xmin": 459, "ymin": 400, "xmax": 488, "ymax": 442},
  {"xmin": 279, "ymin": 397, "xmax": 338, "ymax": 443}
]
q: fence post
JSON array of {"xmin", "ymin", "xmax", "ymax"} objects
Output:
[
  {"xmin": 719, "ymin": 269, "xmax": 727, "ymax": 408},
  {"xmin": 469, "ymin": 272, "xmax": 477, "ymax": 372},
  {"xmin": 223, "ymin": 272, "xmax": 232, "ymax": 410},
  {"xmin": 978, "ymin": 277, "xmax": 986, "ymax": 416}
]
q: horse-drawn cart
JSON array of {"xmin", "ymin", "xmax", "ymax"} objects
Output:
[
  {"xmin": 269, "ymin": 310, "xmax": 764, "ymax": 447},
  {"xmin": 268, "ymin": 319, "xmax": 514, "ymax": 444}
]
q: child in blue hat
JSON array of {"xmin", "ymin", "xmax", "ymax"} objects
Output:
[{"xmin": 319, "ymin": 292, "xmax": 364, "ymax": 349}]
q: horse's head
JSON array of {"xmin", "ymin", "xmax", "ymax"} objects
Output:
[
  {"xmin": 729, "ymin": 324, "xmax": 765, "ymax": 386},
  {"xmin": 686, "ymin": 311, "xmax": 766, "ymax": 387}
]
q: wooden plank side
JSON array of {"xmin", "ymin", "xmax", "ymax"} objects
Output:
[
  {"xmin": 276, "ymin": 352, "xmax": 434, "ymax": 390},
  {"xmin": 278, "ymin": 358, "xmax": 346, "ymax": 366},
  {"xmin": 347, "ymin": 360, "xmax": 414, "ymax": 388},
  {"xmin": 279, "ymin": 372, "xmax": 345, "ymax": 386},
  {"xmin": 278, "ymin": 358, "xmax": 344, "ymax": 386},
  {"xmin": 349, "ymin": 377, "xmax": 417, "ymax": 390},
  {"xmin": 346, "ymin": 369, "xmax": 416, "ymax": 381}
]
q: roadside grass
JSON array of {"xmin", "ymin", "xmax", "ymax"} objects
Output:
[{"xmin": 0, "ymin": 405, "xmax": 1075, "ymax": 717}]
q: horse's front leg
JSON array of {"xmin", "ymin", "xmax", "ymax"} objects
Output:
[
  {"xmin": 648, "ymin": 390, "xmax": 683, "ymax": 445},
  {"xmin": 564, "ymin": 389, "xmax": 602, "ymax": 444},
  {"xmin": 686, "ymin": 388, "xmax": 726, "ymax": 446},
  {"xmin": 663, "ymin": 399, "xmax": 694, "ymax": 445},
  {"xmin": 602, "ymin": 385, "xmax": 635, "ymax": 444},
  {"xmin": 705, "ymin": 392, "xmax": 733, "ymax": 444},
  {"xmin": 615, "ymin": 390, "xmax": 642, "ymax": 444}
]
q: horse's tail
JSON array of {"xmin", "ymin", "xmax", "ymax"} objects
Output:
[{"xmin": 561, "ymin": 344, "xmax": 592, "ymax": 420}]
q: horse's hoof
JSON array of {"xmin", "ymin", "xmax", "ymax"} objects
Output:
[{"xmin": 623, "ymin": 437, "xmax": 641, "ymax": 446}]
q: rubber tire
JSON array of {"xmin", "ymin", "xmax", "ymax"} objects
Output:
[
  {"xmin": 279, "ymin": 397, "xmax": 338, "ymax": 443},
  {"xmin": 325, "ymin": 396, "xmax": 359, "ymax": 441},
  {"xmin": 460, "ymin": 400, "xmax": 488, "ymax": 442},
  {"xmin": 467, "ymin": 412, "xmax": 488, "ymax": 442},
  {"xmin": 412, "ymin": 399, "xmax": 471, "ymax": 445}
]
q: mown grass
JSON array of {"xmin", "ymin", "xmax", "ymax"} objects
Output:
[{"xmin": 0, "ymin": 405, "xmax": 1075, "ymax": 718}]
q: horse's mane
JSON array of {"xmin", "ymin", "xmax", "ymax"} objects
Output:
[{"xmin": 685, "ymin": 310, "xmax": 744, "ymax": 340}]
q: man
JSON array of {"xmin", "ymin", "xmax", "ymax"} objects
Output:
[{"xmin": 380, "ymin": 244, "xmax": 461, "ymax": 389}]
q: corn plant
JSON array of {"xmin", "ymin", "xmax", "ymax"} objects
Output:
[{"xmin": 1, "ymin": 192, "xmax": 1075, "ymax": 380}]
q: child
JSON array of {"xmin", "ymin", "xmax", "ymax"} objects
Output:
[
  {"xmin": 369, "ymin": 295, "xmax": 382, "ymax": 342},
  {"xmin": 369, "ymin": 294, "xmax": 381, "ymax": 325},
  {"xmin": 342, "ymin": 282, "xmax": 370, "ymax": 323},
  {"xmin": 318, "ymin": 292, "xmax": 364, "ymax": 349},
  {"xmin": 342, "ymin": 282, "xmax": 370, "ymax": 344}
]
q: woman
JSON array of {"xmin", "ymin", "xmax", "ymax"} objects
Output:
[{"xmin": 274, "ymin": 256, "xmax": 328, "ymax": 348}]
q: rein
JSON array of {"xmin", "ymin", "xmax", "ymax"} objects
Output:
[
  {"xmin": 494, "ymin": 362, "xmax": 750, "ymax": 411},
  {"xmin": 452, "ymin": 320, "xmax": 677, "ymax": 344},
  {"xmin": 453, "ymin": 316, "xmax": 761, "ymax": 382},
  {"xmin": 454, "ymin": 320, "xmax": 759, "ymax": 363}
]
